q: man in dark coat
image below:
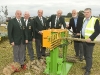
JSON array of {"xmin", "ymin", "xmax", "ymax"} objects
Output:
[
  {"xmin": 81, "ymin": 8, "xmax": 100, "ymax": 75},
  {"xmin": 34, "ymin": 9, "xmax": 47, "ymax": 59},
  {"xmin": 23, "ymin": 11, "xmax": 34, "ymax": 61},
  {"xmin": 8, "ymin": 10, "xmax": 28, "ymax": 69},
  {"xmin": 66, "ymin": 9, "xmax": 84, "ymax": 61},
  {"xmin": 46, "ymin": 10, "xmax": 66, "ymax": 29}
]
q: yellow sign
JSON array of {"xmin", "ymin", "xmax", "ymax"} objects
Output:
[{"xmin": 42, "ymin": 29, "xmax": 68, "ymax": 50}]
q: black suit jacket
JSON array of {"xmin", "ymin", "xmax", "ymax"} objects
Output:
[
  {"xmin": 34, "ymin": 16, "xmax": 47, "ymax": 40},
  {"xmin": 68, "ymin": 16, "xmax": 84, "ymax": 33},
  {"xmin": 24, "ymin": 18, "xmax": 35, "ymax": 41},
  {"xmin": 8, "ymin": 18, "xmax": 28, "ymax": 45},
  {"xmin": 46, "ymin": 15, "xmax": 66, "ymax": 29}
]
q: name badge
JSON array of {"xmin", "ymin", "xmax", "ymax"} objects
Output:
[{"xmin": 29, "ymin": 26, "xmax": 31, "ymax": 29}]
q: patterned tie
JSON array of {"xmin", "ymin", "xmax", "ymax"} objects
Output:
[
  {"xmin": 56, "ymin": 18, "xmax": 59, "ymax": 23},
  {"xmin": 55, "ymin": 17, "xmax": 59, "ymax": 27},
  {"xmin": 18, "ymin": 20, "xmax": 22, "ymax": 29},
  {"xmin": 24, "ymin": 20, "xmax": 27, "ymax": 26},
  {"xmin": 40, "ymin": 17, "xmax": 44, "ymax": 26}
]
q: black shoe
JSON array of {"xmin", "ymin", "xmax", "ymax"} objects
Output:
[
  {"xmin": 38, "ymin": 57, "xmax": 41, "ymax": 60},
  {"xmin": 84, "ymin": 71, "xmax": 90, "ymax": 75},
  {"xmin": 24, "ymin": 59, "xmax": 26, "ymax": 61},
  {"xmin": 79, "ymin": 58, "xmax": 83, "ymax": 61},
  {"xmin": 82, "ymin": 66, "xmax": 86, "ymax": 69},
  {"xmin": 42, "ymin": 54, "xmax": 46, "ymax": 57}
]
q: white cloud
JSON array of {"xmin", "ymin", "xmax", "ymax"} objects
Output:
[{"xmin": 0, "ymin": 0, "xmax": 100, "ymax": 17}]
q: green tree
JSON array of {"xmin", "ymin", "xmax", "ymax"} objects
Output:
[
  {"xmin": 78, "ymin": 10, "xmax": 84, "ymax": 17},
  {"xmin": 66, "ymin": 12, "xmax": 72, "ymax": 17}
]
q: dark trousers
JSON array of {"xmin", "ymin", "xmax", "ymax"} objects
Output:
[
  {"xmin": 13, "ymin": 42, "xmax": 25, "ymax": 65},
  {"xmin": 74, "ymin": 41, "xmax": 84, "ymax": 59},
  {"xmin": 82, "ymin": 42, "xmax": 94, "ymax": 72},
  {"xmin": 35, "ymin": 39, "xmax": 46, "ymax": 58},
  {"xmin": 25, "ymin": 41, "xmax": 34, "ymax": 61}
]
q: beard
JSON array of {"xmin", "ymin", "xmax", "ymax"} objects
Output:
[{"xmin": 72, "ymin": 15, "xmax": 77, "ymax": 18}]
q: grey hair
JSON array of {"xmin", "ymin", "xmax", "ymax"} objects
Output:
[{"xmin": 84, "ymin": 8, "xmax": 91, "ymax": 12}]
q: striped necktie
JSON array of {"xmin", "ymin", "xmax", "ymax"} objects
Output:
[
  {"xmin": 18, "ymin": 20, "xmax": 22, "ymax": 29},
  {"xmin": 40, "ymin": 17, "xmax": 44, "ymax": 26}
]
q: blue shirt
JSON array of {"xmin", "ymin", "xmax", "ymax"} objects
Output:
[
  {"xmin": 74, "ymin": 17, "xmax": 78, "ymax": 27},
  {"xmin": 81, "ymin": 18, "xmax": 90, "ymax": 37}
]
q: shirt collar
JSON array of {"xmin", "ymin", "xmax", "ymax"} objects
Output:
[
  {"xmin": 24, "ymin": 19, "xmax": 28, "ymax": 21},
  {"xmin": 56, "ymin": 16, "xmax": 59, "ymax": 20},
  {"xmin": 16, "ymin": 18, "xmax": 21, "ymax": 21},
  {"xmin": 38, "ymin": 16, "xmax": 42, "ymax": 19},
  {"xmin": 73, "ymin": 16, "xmax": 78, "ymax": 19},
  {"xmin": 85, "ymin": 16, "xmax": 91, "ymax": 21}
]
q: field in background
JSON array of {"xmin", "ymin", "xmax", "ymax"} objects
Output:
[
  {"xmin": 0, "ymin": 39, "xmax": 100, "ymax": 75},
  {"xmin": 64, "ymin": 17, "xmax": 100, "ymax": 22}
]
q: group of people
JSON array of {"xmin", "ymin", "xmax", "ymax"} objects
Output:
[
  {"xmin": 7, "ymin": 9, "xmax": 66, "ymax": 70},
  {"xmin": 7, "ymin": 8, "xmax": 100, "ymax": 75},
  {"xmin": 67, "ymin": 8, "xmax": 100, "ymax": 75}
]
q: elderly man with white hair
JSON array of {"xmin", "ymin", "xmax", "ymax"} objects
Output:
[
  {"xmin": 66, "ymin": 9, "xmax": 84, "ymax": 61},
  {"xmin": 23, "ymin": 11, "xmax": 34, "ymax": 61},
  {"xmin": 46, "ymin": 10, "xmax": 66, "ymax": 29},
  {"xmin": 8, "ymin": 10, "xmax": 28, "ymax": 70},
  {"xmin": 34, "ymin": 9, "xmax": 47, "ymax": 60}
]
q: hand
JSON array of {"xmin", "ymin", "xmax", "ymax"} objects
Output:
[
  {"xmin": 86, "ymin": 38, "xmax": 91, "ymax": 43},
  {"xmin": 38, "ymin": 31, "xmax": 43, "ymax": 35},
  {"xmin": 76, "ymin": 33, "xmax": 80, "ymax": 36},
  {"xmin": 25, "ymin": 40, "xmax": 28, "ymax": 43},
  {"xmin": 66, "ymin": 24, "xmax": 69, "ymax": 28},
  {"xmin": 48, "ymin": 28, "xmax": 50, "ymax": 30},
  {"xmin": 32, "ymin": 38, "xmax": 35, "ymax": 42},
  {"xmin": 11, "ymin": 42, "xmax": 14, "ymax": 46}
]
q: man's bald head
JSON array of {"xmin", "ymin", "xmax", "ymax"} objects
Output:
[
  {"xmin": 56, "ymin": 10, "xmax": 62, "ymax": 18},
  {"xmin": 15, "ymin": 10, "xmax": 22, "ymax": 19},
  {"xmin": 24, "ymin": 11, "xmax": 30, "ymax": 19},
  {"xmin": 72, "ymin": 9, "xmax": 78, "ymax": 18},
  {"xmin": 38, "ymin": 9, "xmax": 43, "ymax": 17}
]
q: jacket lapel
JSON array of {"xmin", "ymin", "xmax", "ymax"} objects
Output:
[
  {"xmin": 43, "ymin": 17, "xmax": 46, "ymax": 26},
  {"xmin": 72, "ymin": 18, "xmax": 76, "ymax": 28},
  {"xmin": 27, "ymin": 19, "xmax": 31, "ymax": 26},
  {"xmin": 54, "ymin": 15, "xmax": 56, "ymax": 23},
  {"xmin": 37, "ymin": 16, "xmax": 44, "ymax": 26},
  {"xmin": 36, "ymin": 17, "xmax": 42, "ymax": 25},
  {"xmin": 14, "ymin": 18, "xmax": 21, "ymax": 28}
]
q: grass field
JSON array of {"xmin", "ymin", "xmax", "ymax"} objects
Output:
[{"xmin": 0, "ymin": 39, "xmax": 100, "ymax": 75}]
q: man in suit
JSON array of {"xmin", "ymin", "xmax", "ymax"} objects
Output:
[
  {"xmin": 34, "ymin": 9, "xmax": 47, "ymax": 60},
  {"xmin": 66, "ymin": 9, "xmax": 84, "ymax": 61},
  {"xmin": 46, "ymin": 10, "xmax": 66, "ymax": 29},
  {"xmin": 23, "ymin": 11, "xmax": 34, "ymax": 61},
  {"xmin": 81, "ymin": 8, "xmax": 100, "ymax": 75},
  {"xmin": 8, "ymin": 10, "xmax": 28, "ymax": 69}
]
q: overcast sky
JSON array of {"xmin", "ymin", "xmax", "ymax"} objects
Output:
[{"xmin": 0, "ymin": 0, "xmax": 100, "ymax": 17}]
